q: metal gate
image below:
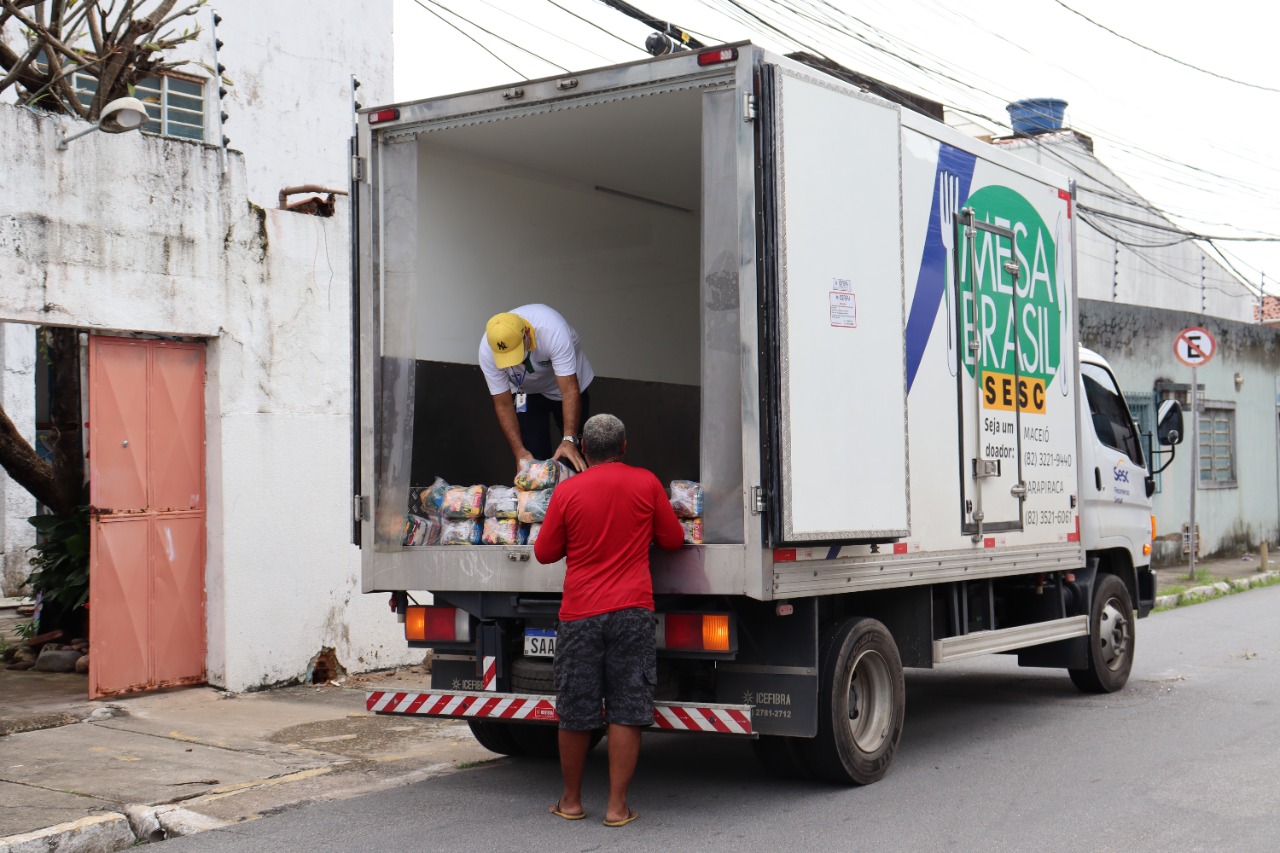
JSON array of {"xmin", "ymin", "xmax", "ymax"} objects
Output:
[{"xmin": 88, "ymin": 337, "xmax": 206, "ymax": 698}]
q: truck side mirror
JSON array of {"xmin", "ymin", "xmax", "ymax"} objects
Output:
[{"xmin": 1156, "ymin": 399, "xmax": 1183, "ymax": 446}]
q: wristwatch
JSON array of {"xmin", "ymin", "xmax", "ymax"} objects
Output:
[{"xmin": 562, "ymin": 435, "xmax": 579, "ymax": 446}]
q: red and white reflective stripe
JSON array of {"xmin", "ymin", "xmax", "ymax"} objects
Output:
[
  {"xmin": 653, "ymin": 704, "xmax": 752, "ymax": 735},
  {"xmin": 366, "ymin": 690, "xmax": 557, "ymax": 721},
  {"xmin": 367, "ymin": 691, "xmax": 752, "ymax": 734},
  {"xmin": 482, "ymin": 656, "xmax": 497, "ymax": 691}
]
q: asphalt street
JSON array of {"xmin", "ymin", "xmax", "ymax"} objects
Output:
[{"xmin": 161, "ymin": 585, "xmax": 1280, "ymax": 852}]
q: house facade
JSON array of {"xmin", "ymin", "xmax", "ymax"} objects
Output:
[{"xmin": 0, "ymin": 0, "xmax": 421, "ymax": 692}]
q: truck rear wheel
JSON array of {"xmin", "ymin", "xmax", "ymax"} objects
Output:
[
  {"xmin": 798, "ymin": 617, "xmax": 905, "ymax": 785},
  {"xmin": 1069, "ymin": 573, "xmax": 1134, "ymax": 694}
]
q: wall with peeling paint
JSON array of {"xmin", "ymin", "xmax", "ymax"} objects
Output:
[
  {"xmin": 0, "ymin": 323, "xmax": 37, "ymax": 596},
  {"xmin": 1081, "ymin": 301, "xmax": 1280, "ymax": 562},
  {"xmin": 0, "ymin": 99, "xmax": 419, "ymax": 689}
]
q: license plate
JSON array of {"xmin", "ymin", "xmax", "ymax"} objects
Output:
[{"xmin": 524, "ymin": 628, "xmax": 556, "ymax": 658}]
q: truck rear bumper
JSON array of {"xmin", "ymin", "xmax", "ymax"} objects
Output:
[{"xmin": 366, "ymin": 690, "xmax": 755, "ymax": 736}]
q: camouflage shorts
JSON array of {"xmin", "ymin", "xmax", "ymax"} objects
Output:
[{"xmin": 553, "ymin": 608, "xmax": 657, "ymax": 730}]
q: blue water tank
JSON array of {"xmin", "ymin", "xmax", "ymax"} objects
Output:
[{"xmin": 1006, "ymin": 98, "xmax": 1067, "ymax": 136}]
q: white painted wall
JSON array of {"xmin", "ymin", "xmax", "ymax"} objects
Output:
[
  {"xmin": 0, "ymin": 323, "xmax": 36, "ymax": 597},
  {"xmin": 0, "ymin": 94, "xmax": 417, "ymax": 689},
  {"xmin": 996, "ymin": 133, "xmax": 1255, "ymax": 323}
]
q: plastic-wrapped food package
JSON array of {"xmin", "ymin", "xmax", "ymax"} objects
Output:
[
  {"xmin": 518, "ymin": 488, "xmax": 554, "ymax": 523},
  {"xmin": 518, "ymin": 524, "xmax": 530, "ymax": 546},
  {"xmin": 442, "ymin": 485, "xmax": 486, "ymax": 519},
  {"xmin": 515, "ymin": 458, "xmax": 559, "ymax": 491},
  {"xmin": 482, "ymin": 517, "xmax": 520, "ymax": 545},
  {"xmin": 441, "ymin": 518, "xmax": 482, "ymax": 545},
  {"xmin": 526, "ymin": 522, "xmax": 542, "ymax": 545},
  {"xmin": 484, "ymin": 485, "xmax": 519, "ymax": 519},
  {"xmin": 669, "ymin": 480, "xmax": 703, "ymax": 518},
  {"xmin": 680, "ymin": 517, "xmax": 703, "ymax": 545},
  {"xmin": 421, "ymin": 476, "xmax": 451, "ymax": 514},
  {"xmin": 402, "ymin": 514, "xmax": 441, "ymax": 546},
  {"xmin": 555, "ymin": 460, "xmax": 577, "ymax": 482},
  {"xmin": 408, "ymin": 487, "xmax": 427, "ymax": 517}
]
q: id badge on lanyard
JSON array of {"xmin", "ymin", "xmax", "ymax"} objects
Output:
[{"xmin": 512, "ymin": 368, "xmax": 527, "ymax": 413}]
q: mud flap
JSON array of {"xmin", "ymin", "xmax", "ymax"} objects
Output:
[{"xmin": 715, "ymin": 598, "xmax": 818, "ymax": 737}]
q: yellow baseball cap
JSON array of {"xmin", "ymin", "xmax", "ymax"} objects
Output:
[{"xmin": 486, "ymin": 312, "xmax": 530, "ymax": 368}]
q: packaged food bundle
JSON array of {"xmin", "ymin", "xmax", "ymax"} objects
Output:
[
  {"xmin": 680, "ymin": 517, "xmax": 703, "ymax": 545},
  {"xmin": 442, "ymin": 484, "xmax": 485, "ymax": 519},
  {"xmin": 669, "ymin": 480, "xmax": 703, "ymax": 518},
  {"xmin": 518, "ymin": 524, "xmax": 530, "ymax": 546},
  {"xmin": 402, "ymin": 514, "xmax": 441, "ymax": 546},
  {"xmin": 515, "ymin": 458, "xmax": 559, "ymax": 491},
  {"xmin": 408, "ymin": 487, "xmax": 427, "ymax": 517},
  {"xmin": 420, "ymin": 476, "xmax": 451, "ymax": 514},
  {"xmin": 484, "ymin": 485, "xmax": 519, "ymax": 519},
  {"xmin": 441, "ymin": 518, "xmax": 482, "ymax": 545},
  {"xmin": 518, "ymin": 488, "xmax": 554, "ymax": 523},
  {"xmin": 526, "ymin": 522, "xmax": 542, "ymax": 545},
  {"xmin": 482, "ymin": 517, "xmax": 520, "ymax": 545},
  {"xmin": 555, "ymin": 460, "xmax": 577, "ymax": 482}
]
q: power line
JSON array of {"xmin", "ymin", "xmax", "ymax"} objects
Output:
[
  {"xmin": 545, "ymin": 0, "xmax": 648, "ymax": 53},
  {"xmin": 471, "ymin": 0, "xmax": 615, "ymax": 64},
  {"xmin": 1052, "ymin": 0, "xmax": 1280, "ymax": 94},
  {"xmin": 408, "ymin": 0, "xmax": 526, "ymax": 78},
  {"xmin": 420, "ymin": 0, "xmax": 571, "ymax": 74}
]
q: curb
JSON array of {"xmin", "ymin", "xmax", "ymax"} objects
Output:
[
  {"xmin": 0, "ymin": 806, "xmax": 229, "ymax": 853},
  {"xmin": 1154, "ymin": 570, "xmax": 1279, "ymax": 610}
]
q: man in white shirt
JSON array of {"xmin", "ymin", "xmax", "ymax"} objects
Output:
[{"xmin": 480, "ymin": 304, "xmax": 594, "ymax": 472}]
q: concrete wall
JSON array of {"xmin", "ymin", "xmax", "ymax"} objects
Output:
[
  {"xmin": 0, "ymin": 1, "xmax": 392, "ymax": 209},
  {"xmin": 0, "ymin": 101, "xmax": 417, "ymax": 689},
  {"xmin": 996, "ymin": 133, "xmax": 1256, "ymax": 323},
  {"xmin": 0, "ymin": 323, "xmax": 36, "ymax": 597},
  {"xmin": 1081, "ymin": 300, "xmax": 1280, "ymax": 562}
]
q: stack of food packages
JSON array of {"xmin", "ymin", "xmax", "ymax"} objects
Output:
[
  {"xmin": 403, "ymin": 459, "xmax": 573, "ymax": 546},
  {"xmin": 669, "ymin": 480, "xmax": 703, "ymax": 544}
]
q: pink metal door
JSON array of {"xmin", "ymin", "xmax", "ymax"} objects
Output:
[{"xmin": 89, "ymin": 337, "xmax": 206, "ymax": 698}]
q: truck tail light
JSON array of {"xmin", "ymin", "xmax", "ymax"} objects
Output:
[
  {"xmin": 697, "ymin": 47, "xmax": 738, "ymax": 66},
  {"xmin": 657, "ymin": 613, "xmax": 732, "ymax": 652},
  {"xmin": 368, "ymin": 108, "xmax": 400, "ymax": 124},
  {"xmin": 1151, "ymin": 515, "xmax": 1157, "ymax": 540},
  {"xmin": 405, "ymin": 606, "xmax": 471, "ymax": 642}
]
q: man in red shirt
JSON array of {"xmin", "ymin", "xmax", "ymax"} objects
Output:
[{"xmin": 534, "ymin": 413, "xmax": 685, "ymax": 827}]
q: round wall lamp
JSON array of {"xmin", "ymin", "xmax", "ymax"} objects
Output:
[{"xmin": 57, "ymin": 96, "xmax": 148, "ymax": 150}]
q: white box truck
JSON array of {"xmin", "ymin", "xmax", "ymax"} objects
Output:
[{"xmin": 353, "ymin": 43, "xmax": 1183, "ymax": 784}]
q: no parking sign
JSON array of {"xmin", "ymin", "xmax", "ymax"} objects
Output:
[{"xmin": 1174, "ymin": 327, "xmax": 1215, "ymax": 367}]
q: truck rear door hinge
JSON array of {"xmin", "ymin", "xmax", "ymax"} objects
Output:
[
  {"xmin": 743, "ymin": 93, "xmax": 757, "ymax": 122},
  {"xmin": 353, "ymin": 495, "xmax": 370, "ymax": 522},
  {"xmin": 351, "ymin": 155, "xmax": 366, "ymax": 183},
  {"xmin": 751, "ymin": 486, "xmax": 766, "ymax": 514}
]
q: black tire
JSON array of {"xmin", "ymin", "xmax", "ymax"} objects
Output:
[
  {"xmin": 751, "ymin": 735, "xmax": 812, "ymax": 780},
  {"xmin": 797, "ymin": 617, "xmax": 905, "ymax": 785},
  {"xmin": 1069, "ymin": 573, "xmax": 1135, "ymax": 694},
  {"xmin": 467, "ymin": 719, "xmax": 525, "ymax": 756},
  {"xmin": 509, "ymin": 724, "xmax": 605, "ymax": 759},
  {"xmin": 512, "ymin": 658, "xmax": 555, "ymax": 694}
]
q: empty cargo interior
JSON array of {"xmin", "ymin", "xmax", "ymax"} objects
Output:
[{"xmin": 378, "ymin": 83, "xmax": 746, "ymax": 544}]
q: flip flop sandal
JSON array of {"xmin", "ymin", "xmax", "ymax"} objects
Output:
[
  {"xmin": 603, "ymin": 809, "xmax": 639, "ymax": 827},
  {"xmin": 549, "ymin": 802, "xmax": 586, "ymax": 821}
]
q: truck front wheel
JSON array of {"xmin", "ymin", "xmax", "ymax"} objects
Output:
[
  {"xmin": 1069, "ymin": 573, "xmax": 1134, "ymax": 693},
  {"xmin": 467, "ymin": 720, "xmax": 526, "ymax": 756},
  {"xmin": 798, "ymin": 617, "xmax": 905, "ymax": 785}
]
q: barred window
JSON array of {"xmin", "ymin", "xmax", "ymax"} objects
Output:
[
  {"xmin": 134, "ymin": 74, "xmax": 206, "ymax": 140},
  {"xmin": 1198, "ymin": 405, "xmax": 1236, "ymax": 488}
]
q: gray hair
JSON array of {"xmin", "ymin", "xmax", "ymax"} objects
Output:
[{"xmin": 582, "ymin": 413, "xmax": 626, "ymax": 463}]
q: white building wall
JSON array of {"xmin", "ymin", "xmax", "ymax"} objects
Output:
[
  {"xmin": 0, "ymin": 98, "xmax": 416, "ymax": 689},
  {"xmin": 995, "ymin": 133, "xmax": 1255, "ymax": 323},
  {"xmin": 0, "ymin": 323, "xmax": 36, "ymax": 597}
]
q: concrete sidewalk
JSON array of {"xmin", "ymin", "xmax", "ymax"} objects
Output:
[{"xmin": 0, "ymin": 668, "xmax": 491, "ymax": 851}]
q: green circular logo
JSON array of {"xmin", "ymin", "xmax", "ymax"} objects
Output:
[{"xmin": 958, "ymin": 186, "xmax": 1062, "ymax": 401}]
